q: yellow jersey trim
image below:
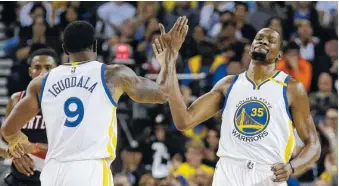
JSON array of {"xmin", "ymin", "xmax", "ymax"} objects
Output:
[
  {"xmin": 284, "ymin": 120, "xmax": 295, "ymax": 163},
  {"xmin": 106, "ymin": 107, "xmax": 117, "ymax": 160},
  {"xmin": 102, "ymin": 159, "xmax": 112, "ymax": 186},
  {"xmin": 245, "ymin": 70, "xmax": 280, "ymax": 89}
]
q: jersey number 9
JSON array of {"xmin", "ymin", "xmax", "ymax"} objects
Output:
[{"xmin": 63, "ymin": 97, "xmax": 84, "ymax": 127}]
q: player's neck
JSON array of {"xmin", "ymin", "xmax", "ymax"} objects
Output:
[
  {"xmin": 247, "ymin": 61, "xmax": 276, "ymax": 82},
  {"xmin": 69, "ymin": 51, "xmax": 96, "ymax": 63}
]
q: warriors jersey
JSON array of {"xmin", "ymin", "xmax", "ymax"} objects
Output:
[
  {"xmin": 217, "ymin": 70, "xmax": 295, "ymax": 164},
  {"xmin": 40, "ymin": 61, "xmax": 118, "ymax": 163}
]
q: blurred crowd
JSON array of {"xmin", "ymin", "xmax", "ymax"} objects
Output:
[{"xmin": 0, "ymin": 1, "xmax": 337, "ymax": 186}]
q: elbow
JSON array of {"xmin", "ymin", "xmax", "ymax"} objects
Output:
[
  {"xmin": 175, "ymin": 121, "xmax": 192, "ymax": 131},
  {"xmin": 314, "ymin": 141, "xmax": 322, "ymax": 161}
]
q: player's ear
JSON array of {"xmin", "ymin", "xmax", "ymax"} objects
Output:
[
  {"xmin": 62, "ymin": 44, "xmax": 69, "ymax": 55},
  {"xmin": 276, "ymin": 51, "xmax": 282, "ymax": 62},
  {"xmin": 93, "ymin": 40, "xmax": 97, "ymax": 53},
  {"xmin": 28, "ymin": 67, "xmax": 32, "ymax": 78}
]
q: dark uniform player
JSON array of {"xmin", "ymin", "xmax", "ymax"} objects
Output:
[{"xmin": 3, "ymin": 48, "xmax": 57, "ymax": 186}]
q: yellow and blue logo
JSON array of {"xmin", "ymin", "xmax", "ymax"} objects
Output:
[{"xmin": 234, "ymin": 100, "xmax": 270, "ymax": 136}]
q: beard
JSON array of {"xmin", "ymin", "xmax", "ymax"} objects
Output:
[{"xmin": 251, "ymin": 51, "xmax": 267, "ymax": 62}]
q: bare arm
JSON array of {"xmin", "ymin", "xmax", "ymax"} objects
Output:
[
  {"xmin": 167, "ymin": 73, "xmax": 234, "ymax": 131},
  {"xmin": 288, "ymin": 79, "xmax": 321, "ymax": 175},
  {"xmin": 106, "ymin": 64, "xmax": 168, "ymax": 104},
  {"xmin": 5, "ymin": 92, "xmax": 22, "ymax": 118},
  {"xmin": 1, "ymin": 75, "xmax": 41, "ymax": 145}
]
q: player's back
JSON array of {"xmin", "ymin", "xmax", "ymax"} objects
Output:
[{"xmin": 40, "ymin": 61, "xmax": 117, "ymax": 163}]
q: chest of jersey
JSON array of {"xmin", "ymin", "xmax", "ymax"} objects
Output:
[{"xmin": 218, "ymin": 71, "xmax": 294, "ymax": 163}]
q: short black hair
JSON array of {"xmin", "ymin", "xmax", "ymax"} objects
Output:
[
  {"xmin": 235, "ymin": 2, "xmax": 249, "ymax": 12},
  {"xmin": 222, "ymin": 21, "xmax": 236, "ymax": 29},
  {"xmin": 63, "ymin": 21, "xmax": 95, "ymax": 53},
  {"xmin": 28, "ymin": 48, "xmax": 58, "ymax": 65},
  {"xmin": 283, "ymin": 41, "xmax": 300, "ymax": 53}
]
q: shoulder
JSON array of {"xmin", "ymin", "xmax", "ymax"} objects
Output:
[
  {"xmin": 211, "ymin": 74, "xmax": 239, "ymax": 94},
  {"xmin": 287, "ymin": 78, "xmax": 308, "ymax": 103},
  {"xmin": 105, "ymin": 64, "xmax": 136, "ymax": 78}
]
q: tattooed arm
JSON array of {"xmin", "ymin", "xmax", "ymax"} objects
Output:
[{"xmin": 105, "ymin": 64, "xmax": 168, "ymax": 104}]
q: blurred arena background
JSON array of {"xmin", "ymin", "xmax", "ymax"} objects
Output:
[{"xmin": 0, "ymin": 1, "xmax": 337, "ymax": 186}]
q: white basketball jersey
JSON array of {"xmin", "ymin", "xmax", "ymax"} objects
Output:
[
  {"xmin": 217, "ymin": 70, "xmax": 296, "ymax": 164},
  {"xmin": 40, "ymin": 61, "xmax": 118, "ymax": 162}
]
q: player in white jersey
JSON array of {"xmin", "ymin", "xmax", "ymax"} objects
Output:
[
  {"xmin": 1, "ymin": 18, "xmax": 188, "ymax": 186},
  {"xmin": 154, "ymin": 27, "xmax": 321, "ymax": 185}
]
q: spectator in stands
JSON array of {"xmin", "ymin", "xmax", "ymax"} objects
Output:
[
  {"xmin": 163, "ymin": 2, "xmax": 199, "ymax": 34},
  {"xmin": 96, "ymin": 2, "xmax": 136, "ymax": 39},
  {"xmin": 234, "ymin": 2, "xmax": 257, "ymax": 43},
  {"xmin": 226, "ymin": 61, "xmax": 243, "ymax": 75},
  {"xmin": 181, "ymin": 25, "xmax": 207, "ymax": 60},
  {"xmin": 312, "ymin": 39, "xmax": 338, "ymax": 91},
  {"xmin": 265, "ymin": 17, "xmax": 287, "ymax": 47},
  {"xmin": 114, "ymin": 173, "xmax": 132, "ymax": 186},
  {"xmin": 135, "ymin": 2, "xmax": 159, "ymax": 41},
  {"xmin": 121, "ymin": 146, "xmax": 149, "ymax": 186},
  {"xmin": 57, "ymin": 6, "xmax": 79, "ymax": 32},
  {"xmin": 248, "ymin": 2, "xmax": 281, "ymax": 31},
  {"xmin": 294, "ymin": 19, "xmax": 322, "ymax": 63},
  {"xmin": 173, "ymin": 140, "xmax": 214, "ymax": 181},
  {"xmin": 203, "ymin": 128, "xmax": 219, "ymax": 167},
  {"xmin": 19, "ymin": 2, "xmax": 53, "ymax": 27},
  {"xmin": 316, "ymin": 1, "xmax": 338, "ymax": 29},
  {"xmin": 192, "ymin": 168, "xmax": 213, "ymax": 186},
  {"xmin": 199, "ymin": 2, "xmax": 235, "ymax": 30},
  {"xmin": 16, "ymin": 17, "xmax": 61, "ymax": 61},
  {"xmin": 276, "ymin": 41, "xmax": 312, "ymax": 91},
  {"xmin": 146, "ymin": 124, "xmax": 172, "ymax": 179},
  {"xmin": 138, "ymin": 174, "xmax": 157, "ymax": 186},
  {"xmin": 209, "ymin": 10, "xmax": 235, "ymax": 38},
  {"xmin": 241, "ymin": 43, "xmax": 251, "ymax": 71},
  {"xmin": 309, "ymin": 73, "xmax": 337, "ymax": 123},
  {"xmin": 217, "ymin": 21, "xmax": 245, "ymax": 61}
]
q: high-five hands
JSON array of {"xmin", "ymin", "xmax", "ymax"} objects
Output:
[{"xmin": 152, "ymin": 16, "xmax": 189, "ymax": 65}]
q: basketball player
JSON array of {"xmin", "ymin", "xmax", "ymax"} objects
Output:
[
  {"xmin": 2, "ymin": 48, "xmax": 57, "ymax": 186},
  {"xmin": 154, "ymin": 27, "xmax": 321, "ymax": 185},
  {"xmin": 1, "ymin": 18, "xmax": 188, "ymax": 186}
]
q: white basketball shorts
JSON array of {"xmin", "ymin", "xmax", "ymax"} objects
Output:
[{"xmin": 212, "ymin": 156, "xmax": 288, "ymax": 186}]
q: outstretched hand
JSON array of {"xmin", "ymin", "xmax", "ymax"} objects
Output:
[
  {"xmin": 152, "ymin": 16, "xmax": 189, "ymax": 67},
  {"xmin": 159, "ymin": 16, "xmax": 189, "ymax": 51}
]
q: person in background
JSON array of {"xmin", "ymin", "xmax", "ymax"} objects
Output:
[
  {"xmin": 234, "ymin": 2, "xmax": 257, "ymax": 43},
  {"xmin": 138, "ymin": 174, "xmax": 158, "ymax": 186},
  {"xmin": 114, "ymin": 173, "xmax": 132, "ymax": 186},
  {"xmin": 203, "ymin": 128, "xmax": 219, "ymax": 167},
  {"xmin": 192, "ymin": 168, "xmax": 213, "ymax": 186},
  {"xmin": 121, "ymin": 145, "xmax": 150, "ymax": 186},
  {"xmin": 309, "ymin": 73, "xmax": 337, "ymax": 123},
  {"xmin": 209, "ymin": 10, "xmax": 235, "ymax": 38},
  {"xmin": 199, "ymin": 2, "xmax": 235, "ymax": 31},
  {"xmin": 276, "ymin": 41, "xmax": 312, "ymax": 91},
  {"xmin": 312, "ymin": 39, "xmax": 338, "ymax": 91},
  {"xmin": 226, "ymin": 60, "xmax": 243, "ymax": 75},
  {"xmin": 181, "ymin": 25, "xmax": 207, "ymax": 60},
  {"xmin": 293, "ymin": 19, "xmax": 321, "ymax": 63},
  {"xmin": 265, "ymin": 17, "xmax": 287, "ymax": 47},
  {"xmin": 173, "ymin": 140, "xmax": 214, "ymax": 182},
  {"xmin": 95, "ymin": 1, "xmax": 136, "ymax": 39},
  {"xmin": 19, "ymin": 2, "xmax": 53, "ymax": 27}
]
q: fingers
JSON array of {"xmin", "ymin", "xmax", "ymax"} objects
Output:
[
  {"xmin": 159, "ymin": 24, "xmax": 166, "ymax": 35},
  {"xmin": 176, "ymin": 16, "xmax": 186, "ymax": 33},
  {"xmin": 181, "ymin": 25, "xmax": 189, "ymax": 39},
  {"xmin": 271, "ymin": 163, "xmax": 290, "ymax": 182},
  {"xmin": 155, "ymin": 38, "xmax": 163, "ymax": 53},
  {"xmin": 13, "ymin": 155, "xmax": 35, "ymax": 176},
  {"xmin": 180, "ymin": 18, "xmax": 188, "ymax": 36},
  {"xmin": 173, "ymin": 17, "xmax": 182, "ymax": 33},
  {"xmin": 152, "ymin": 43, "xmax": 159, "ymax": 55}
]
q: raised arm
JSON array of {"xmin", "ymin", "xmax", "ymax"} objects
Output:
[
  {"xmin": 105, "ymin": 64, "xmax": 168, "ymax": 104},
  {"xmin": 288, "ymin": 79, "xmax": 321, "ymax": 175},
  {"xmin": 168, "ymin": 75, "xmax": 234, "ymax": 131}
]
